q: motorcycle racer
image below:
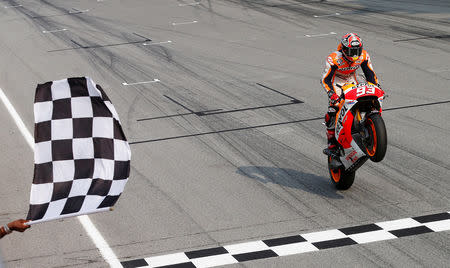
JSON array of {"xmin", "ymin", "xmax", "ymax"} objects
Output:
[{"xmin": 321, "ymin": 33, "xmax": 380, "ymax": 156}]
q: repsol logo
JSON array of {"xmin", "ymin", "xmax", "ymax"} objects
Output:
[
  {"xmin": 346, "ymin": 150, "xmax": 358, "ymax": 163},
  {"xmin": 336, "ymin": 105, "xmax": 349, "ymax": 134},
  {"xmin": 339, "ymin": 66, "xmax": 359, "ymax": 71}
]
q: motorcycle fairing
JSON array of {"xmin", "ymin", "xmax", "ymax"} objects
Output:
[
  {"xmin": 339, "ymin": 140, "xmax": 367, "ymax": 169},
  {"xmin": 335, "ymin": 100, "xmax": 357, "ymax": 148},
  {"xmin": 332, "ymin": 83, "xmax": 386, "ymax": 170},
  {"xmin": 335, "ymin": 100, "xmax": 367, "ymax": 170}
]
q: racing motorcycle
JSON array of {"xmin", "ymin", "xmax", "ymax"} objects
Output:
[{"xmin": 326, "ymin": 82, "xmax": 387, "ymax": 190}]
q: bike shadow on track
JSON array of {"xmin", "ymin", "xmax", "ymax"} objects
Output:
[{"xmin": 237, "ymin": 166, "xmax": 343, "ymax": 199}]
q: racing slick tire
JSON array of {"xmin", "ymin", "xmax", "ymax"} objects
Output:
[
  {"xmin": 365, "ymin": 113, "xmax": 387, "ymax": 162},
  {"xmin": 328, "ymin": 156, "xmax": 355, "ymax": 190}
]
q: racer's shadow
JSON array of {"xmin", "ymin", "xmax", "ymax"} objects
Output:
[{"xmin": 237, "ymin": 166, "xmax": 343, "ymax": 199}]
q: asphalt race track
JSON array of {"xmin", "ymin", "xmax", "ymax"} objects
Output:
[{"xmin": 0, "ymin": 0, "xmax": 449, "ymax": 267}]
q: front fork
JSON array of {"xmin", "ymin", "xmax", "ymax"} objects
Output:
[
  {"xmin": 354, "ymin": 109, "xmax": 378, "ymax": 148},
  {"xmin": 353, "ymin": 109, "xmax": 365, "ymax": 135}
]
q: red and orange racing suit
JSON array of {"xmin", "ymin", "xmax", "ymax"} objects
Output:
[
  {"xmin": 321, "ymin": 49, "xmax": 378, "ymax": 97},
  {"xmin": 321, "ymin": 49, "xmax": 379, "ymax": 149}
]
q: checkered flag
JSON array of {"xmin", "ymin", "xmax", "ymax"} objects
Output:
[{"xmin": 26, "ymin": 77, "xmax": 131, "ymax": 224}]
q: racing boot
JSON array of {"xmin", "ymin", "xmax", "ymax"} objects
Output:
[
  {"xmin": 323, "ymin": 129, "xmax": 339, "ymax": 157},
  {"xmin": 323, "ymin": 129, "xmax": 343, "ymax": 169},
  {"xmin": 323, "ymin": 109, "xmax": 339, "ymax": 156}
]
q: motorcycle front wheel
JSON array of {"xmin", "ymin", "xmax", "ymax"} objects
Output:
[
  {"xmin": 328, "ymin": 156, "xmax": 355, "ymax": 190},
  {"xmin": 365, "ymin": 113, "xmax": 387, "ymax": 162}
]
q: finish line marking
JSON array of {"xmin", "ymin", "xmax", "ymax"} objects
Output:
[
  {"xmin": 122, "ymin": 79, "xmax": 160, "ymax": 86},
  {"xmin": 121, "ymin": 211, "xmax": 450, "ymax": 268}
]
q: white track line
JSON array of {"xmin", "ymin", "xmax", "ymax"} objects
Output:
[
  {"xmin": 69, "ymin": 9, "xmax": 89, "ymax": 14},
  {"xmin": 313, "ymin": 12, "xmax": 341, "ymax": 18},
  {"xmin": 172, "ymin": 20, "xmax": 198, "ymax": 26},
  {"xmin": 305, "ymin": 32, "xmax": 336, "ymax": 38},
  {"xmin": 427, "ymin": 68, "xmax": 450, "ymax": 73},
  {"xmin": 0, "ymin": 87, "xmax": 34, "ymax": 148},
  {"xmin": 78, "ymin": 216, "xmax": 121, "ymax": 267},
  {"xmin": 0, "ymin": 86, "xmax": 122, "ymax": 268},
  {"xmin": 122, "ymin": 79, "xmax": 160, "ymax": 86},
  {"xmin": 42, "ymin": 28, "xmax": 67, "ymax": 34},
  {"xmin": 178, "ymin": 2, "xmax": 201, "ymax": 6},
  {"xmin": 4, "ymin": 4, "xmax": 22, "ymax": 8},
  {"xmin": 143, "ymin": 41, "xmax": 172, "ymax": 46}
]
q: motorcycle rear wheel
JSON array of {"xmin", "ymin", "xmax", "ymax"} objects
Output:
[
  {"xmin": 365, "ymin": 113, "xmax": 387, "ymax": 162},
  {"xmin": 328, "ymin": 156, "xmax": 355, "ymax": 190}
]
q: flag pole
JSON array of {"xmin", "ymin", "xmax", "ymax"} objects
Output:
[{"xmin": 26, "ymin": 207, "xmax": 114, "ymax": 225}]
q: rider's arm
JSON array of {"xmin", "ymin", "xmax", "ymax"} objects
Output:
[
  {"xmin": 361, "ymin": 52, "xmax": 379, "ymax": 85},
  {"xmin": 321, "ymin": 57, "xmax": 338, "ymax": 95}
]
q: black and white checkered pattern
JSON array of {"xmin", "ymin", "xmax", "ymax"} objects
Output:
[
  {"xmin": 26, "ymin": 77, "xmax": 131, "ymax": 221},
  {"xmin": 121, "ymin": 212, "xmax": 450, "ymax": 268}
]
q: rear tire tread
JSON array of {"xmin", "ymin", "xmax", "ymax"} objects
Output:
[{"xmin": 328, "ymin": 156, "xmax": 355, "ymax": 190}]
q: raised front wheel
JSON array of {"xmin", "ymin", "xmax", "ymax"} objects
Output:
[{"xmin": 365, "ymin": 113, "xmax": 387, "ymax": 162}]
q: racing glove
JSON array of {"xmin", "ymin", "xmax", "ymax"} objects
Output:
[{"xmin": 328, "ymin": 91, "xmax": 340, "ymax": 104}]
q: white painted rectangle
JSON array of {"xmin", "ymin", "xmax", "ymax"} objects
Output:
[
  {"xmin": 143, "ymin": 41, "xmax": 172, "ymax": 46},
  {"xmin": 271, "ymin": 242, "xmax": 318, "ymax": 256},
  {"xmin": 424, "ymin": 219, "xmax": 450, "ymax": 232},
  {"xmin": 349, "ymin": 230, "xmax": 397, "ymax": 244},
  {"xmin": 302, "ymin": 229, "xmax": 347, "ymax": 243},
  {"xmin": 122, "ymin": 79, "xmax": 160, "ymax": 86},
  {"xmin": 145, "ymin": 253, "xmax": 189, "ymax": 267},
  {"xmin": 376, "ymin": 218, "xmax": 421, "ymax": 231},
  {"xmin": 172, "ymin": 20, "xmax": 198, "ymax": 26},
  {"xmin": 179, "ymin": 2, "xmax": 201, "ymax": 6},
  {"xmin": 224, "ymin": 241, "xmax": 269, "ymax": 255},
  {"xmin": 191, "ymin": 254, "xmax": 238, "ymax": 268}
]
